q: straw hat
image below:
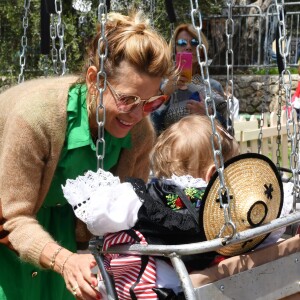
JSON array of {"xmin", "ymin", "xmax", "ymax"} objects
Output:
[{"xmin": 199, "ymin": 153, "xmax": 283, "ymax": 256}]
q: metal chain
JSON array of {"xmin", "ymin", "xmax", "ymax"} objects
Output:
[
  {"xmin": 50, "ymin": 13, "xmax": 58, "ymax": 74},
  {"xmin": 276, "ymin": 86, "xmax": 283, "ymax": 168},
  {"xmin": 225, "ymin": 0, "xmax": 234, "ymax": 134},
  {"xmin": 73, "ymin": 0, "xmax": 92, "ymax": 39},
  {"xmin": 150, "ymin": 0, "xmax": 155, "ymax": 27},
  {"xmin": 259, "ymin": 8, "xmax": 275, "ymax": 157},
  {"xmin": 258, "ymin": 65, "xmax": 271, "ymax": 154},
  {"xmin": 72, "ymin": 0, "xmax": 92, "ymax": 14},
  {"xmin": 271, "ymin": 5, "xmax": 282, "ymax": 168},
  {"xmin": 55, "ymin": 0, "xmax": 67, "ymax": 75},
  {"xmin": 91, "ymin": 5, "xmax": 117, "ymax": 297},
  {"xmin": 170, "ymin": 22, "xmax": 178, "ymax": 105},
  {"xmin": 190, "ymin": 0, "xmax": 236, "ymax": 239},
  {"xmin": 170, "ymin": 22, "xmax": 176, "ymax": 63},
  {"xmin": 258, "ymin": 24, "xmax": 269, "ymax": 154},
  {"xmin": 18, "ymin": 0, "xmax": 31, "ymax": 84},
  {"xmin": 257, "ymin": 110, "xmax": 264, "ymax": 154},
  {"xmin": 275, "ymin": 0, "xmax": 299, "ymax": 211},
  {"xmin": 96, "ymin": 0, "xmax": 108, "ymax": 170},
  {"xmin": 41, "ymin": 54, "xmax": 49, "ymax": 78}
]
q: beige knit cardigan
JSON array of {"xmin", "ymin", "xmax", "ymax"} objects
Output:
[{"xmin": 0, "ymin": 76, "xmax": 155, "ymax": 266}]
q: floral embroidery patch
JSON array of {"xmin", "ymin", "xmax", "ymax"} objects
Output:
[{"xmin": 166, "ymin": 187, "xmax": 205, "ymax": 210}]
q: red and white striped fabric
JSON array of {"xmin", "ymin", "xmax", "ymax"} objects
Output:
[{"xmin": 103, "ymin": 230, "xmax": 158, "ymax": 300}]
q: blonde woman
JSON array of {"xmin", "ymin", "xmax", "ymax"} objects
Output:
[
  {"xmin": 63, "ymin": 115, "xmax": 240, "ymax": 299},
  {"xmin": 0, "ymin": 11, "xmax": 172, "ymax": 300},
  {"xmin": 151, "ymin": 24, "xmax": 228, "ymax": 135}
]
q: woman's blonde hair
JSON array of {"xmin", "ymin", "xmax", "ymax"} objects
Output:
[
  {"xmin": 84, "ymin": 11, "xmax": 172, "ymax": 80},
  {"xmin": 169, "ymin": 23, "xmax": 209, "ymax": 57},
  {"xmin": 151, "ymin": 115, "xmax": 240, "ymax": 179}
]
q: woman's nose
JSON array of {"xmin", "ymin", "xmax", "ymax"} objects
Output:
[
  {"xmin": 185, "ymin": 42, "xmax": 192, "ymax": 51},
  {"xmin": 128, "ymin": 104, "xmax": 144, "ymax": 120}
]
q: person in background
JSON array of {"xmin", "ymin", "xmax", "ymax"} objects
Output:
[
  {"xmin": 151, "ymin": 23, "xmax": 229, "ymax": 135},
  {"xmin": 296, "ymin": 40, "xmax": 300, "ymax": 63},
  {"xmin": 0, "ymin": 11, "xmax": 172, "ymax": 300},
  {"xmin": 282, "ymin": 61, "xmax": 300, "ymax": 119},
  {"xmin": 291, "ymin": 62, "xmax": 300, "ymax": 120},
  {"xmin": 224, "ymin": 85, "xmax": 240, "ymax": 121},
  {"xmin": 63, "ymin": 115, "xmax": 240, "ymax": 299}
]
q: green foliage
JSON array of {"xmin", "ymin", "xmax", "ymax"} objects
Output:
[
  {"xmin": 253, "ymin": 68, "xmax": 280, "ymax": 75},
  {"xmin": 0, "ymin": 0, "xmax": 97, "ymax": 82},
  {"xmin": 0, "ymin": 0, "xmax": 223, "ymax": 83},
  {"xmin": 252, "ymin": 66, "xmax": 299, "ymax": 75},
  {"xmin": 113, "ymin": 0, "xmax": 223, "ymax": 42}
]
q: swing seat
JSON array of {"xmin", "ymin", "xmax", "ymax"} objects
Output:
[
  {"xmin": 93, "ymin": 211, "xmax": 300, "ymax": 300},
  {"xmin": 190, "ymin": 234, "xmax": 300, "ymax": 300}
]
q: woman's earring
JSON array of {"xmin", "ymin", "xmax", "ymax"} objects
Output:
[{"xmin": 88, "ymin": 85, "xmax": 97, "ymax": 115}]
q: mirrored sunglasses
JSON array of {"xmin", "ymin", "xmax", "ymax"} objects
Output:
[
  {"xmin": 176, "ymin": 38, "xmax": 199, "ymax": 47},
  {"xmin": 107, "ymin": 81, "xmax": 169, "ymax": 114}
]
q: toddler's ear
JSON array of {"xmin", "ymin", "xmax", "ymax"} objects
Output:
[{"xmin": 205, "ymin": 164, "xmax": 216, "ymax": 183}]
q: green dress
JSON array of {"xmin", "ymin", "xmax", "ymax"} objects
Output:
[{"xmin": 0, "ymin": 84, "xmax": 131, "ymax": 300}]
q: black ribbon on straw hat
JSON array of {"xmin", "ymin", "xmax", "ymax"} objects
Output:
[{"xmin": 199, "ymin": 153, "xmax": 284, "ymax": 256}]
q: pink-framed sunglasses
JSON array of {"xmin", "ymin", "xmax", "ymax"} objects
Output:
[{"xmin": 107, "ymin": 81, "xmax": 169, "ymax": 113}]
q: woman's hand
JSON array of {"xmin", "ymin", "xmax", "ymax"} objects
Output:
[
  {"xmin": 186, "ymin": 100, "xmax": 207, "ymax": 115},
  {"xmin": 40, "ymin": 244, "xmax": 102, "ymax": 300},
  {"xmin": 60, "ymin": 252, "xmax": 102, "ymax": 300}
]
